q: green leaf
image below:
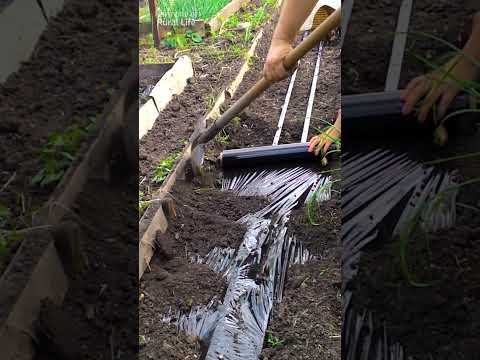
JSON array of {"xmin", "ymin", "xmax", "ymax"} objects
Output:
[
  {"xmin": 190, "ymin": 32, "xmax": 203, "ymax": 43},
  {"xmin": 31, "ymin": 169, "xmax": 45, "ymax": 185}
]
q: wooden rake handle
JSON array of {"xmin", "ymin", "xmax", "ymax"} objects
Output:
[{"xmin": 193, "ymin": 7, "xmax": 341, "ymax": 146}]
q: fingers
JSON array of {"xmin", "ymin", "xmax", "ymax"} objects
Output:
[
  {"xmin": 264, "ymin": 61, "xmax": 288, "ymax": 82},
  {"xmin": 437, "ymin": 89, "xmax": 459, "ymax": 120},
  {"xmin": 418, "ymin": 85, "xmax": 443, "ymax": 123},
  {"xmin": 401, "ymin": 76, "xmax": 429, "ymax": 115},
  {"xmin": 308, "ymin": 136, "xmax": 321, "ymax": 153}
]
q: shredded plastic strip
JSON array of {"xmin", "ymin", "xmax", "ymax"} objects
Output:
[{"xmin": 164, "ymin": 167, "xmax": 329, "ymax": 359}]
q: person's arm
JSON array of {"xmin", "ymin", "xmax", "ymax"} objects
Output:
[
  {"xmin": 402, "ymin": 12, "xmax": 480, "ymax": 122},
  {"xmin": 263, "ymin": 0, "xmax": 318, "ymax": 82}
]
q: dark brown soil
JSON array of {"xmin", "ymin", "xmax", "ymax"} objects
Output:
[
  {"xmin": 140, "ymin": 180, "xmax": 267, "ymax": 359},
  {"xmin": 342, "ymin": 0, "xmax": 480, "ymax": 94},
  {"xmin": 0, "ymin": 0, "xmax": 135, "ymax": 270},
  {"xmin": 288, "ymin": 192, "xmax": 341, "ymax": 258},
  {"xmin": 261, "ymin": 255, "xmax": 342, "ymax": 360}
]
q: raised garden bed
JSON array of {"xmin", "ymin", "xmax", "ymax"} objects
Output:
[{"xmin": 0, "ymin": 0, "xmax": 135, "ymax": 277}]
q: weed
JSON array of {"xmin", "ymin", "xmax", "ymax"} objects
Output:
[
  {"xmin": 153, "ymin": 153, "xmax": 179, "ymax": 185},
  {"xmin": 215, "ymin": 129, "xmax": 231, "ymax": 145},
  {"xmin": 32, "ymin": 122, "xmax": 93, "ymax": 187},
  {"xmin": 266, "ymin": 331, "xmax": 284, "ymax": 348},
  {"xmin": 232, "ymin": 116, "xmax": 241, "ymax": 126}
]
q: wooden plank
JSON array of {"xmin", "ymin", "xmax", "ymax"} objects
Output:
[
  {"xmin": 40, "ymin": 0, "xmax": 65, "ymax": 19},
  {"xmin": 0, "ymin": 232, "xmax": 68, "ymax": 360},
  {"xmin": 0, "ymin": 0, "xmax": 47, "ymax": 83},
  {"xmin": 139, "ymin": 56, "xmax": 194, "ymax": 139},
  {"xmin": 139, "ymin": 203, "xmax": 168, "ymax": 278},
  {"xmin": 208, "ymin": 0, "xmax": 250, "ymax": 33},
  {"xmin": 385, "ymin": 0, "xmax": 413, "ymax": 91}
]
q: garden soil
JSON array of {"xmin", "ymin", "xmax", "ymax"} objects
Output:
[{"xmin": 342, "ymin": 0, "xmax": 480, "ymax": 94}]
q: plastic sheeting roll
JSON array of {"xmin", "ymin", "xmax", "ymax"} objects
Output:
[{"xmin": 342, "ymin": 90, "xmax": 473, "ymax": 137}]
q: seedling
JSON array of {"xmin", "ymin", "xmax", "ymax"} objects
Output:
[
  {"xmin": 152, "ymin": 153, "xmax": 179, "ymax": 185},
  {"xmin": 266, "ymin": 331, "xmax": 284, "ymax": 348},
  {"xmin": 305, "ymin": 179, "xmax": 339, "ymax": 226}
]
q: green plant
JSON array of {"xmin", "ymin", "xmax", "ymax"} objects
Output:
[
  {"xmin": 32, "ymin": 123, "xmax": 91, "ymax": 187},
  {"xmin": 266, "ymin": 331, "xmax": 284, "ymax": 348},
  {"xmin": 159, "ymin": 0, "xmax": 231, "ymax": 25},
  {"xmin": 153, "ymin": 153, "xmax": 179, "ymax": 185},
  {"xmin": 161, "ymin": 29, "xmax": 203, "ymax": 49},
  {"xmin": 306, "ymin": 180, "xmax": 339, "ymax": 226}
]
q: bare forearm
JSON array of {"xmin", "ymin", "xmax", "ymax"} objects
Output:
[{"xmin": 272, "ymin": 0, "xmax": 318, "ymax": 44}]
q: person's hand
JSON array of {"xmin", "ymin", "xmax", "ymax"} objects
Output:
[
  {"xmin": 263, "ymin": 38, "xmax": 293, "ymax": 82},
  {"xmin": 308, "ymin": 110, "xmax": 341, "ymax": 163},
  {"xmin": 401, "ymin": 54, "xmax": 479, "ymax": 123}
]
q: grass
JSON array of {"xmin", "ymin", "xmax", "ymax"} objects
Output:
[
  {"xmin": 215, "ymin": 129, "xmax": 231, "ymax": 145},
  {"xmin": 32, "ymin": 118, "xmax": 96, "ymax": 188},
  {"xmin": 139, "ymin": 191, "xmax": 152, "ymax": 218},
  {"xmin": 152, "ymin": 153, "xmax": 179, "ymax": 185},
  {"xmin": 159, "ymin": 0, "xmax": 232, "ymax": 25}
]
